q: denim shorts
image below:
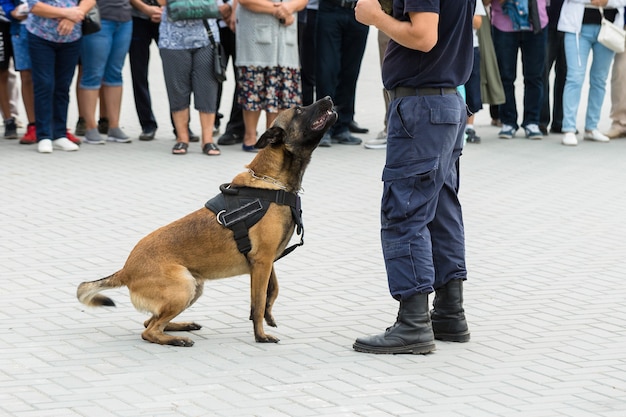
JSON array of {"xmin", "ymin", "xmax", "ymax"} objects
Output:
[
  {"xmin": 11, "ymin": 25, "xmax": 31, "ymax": 71},
  {"xmin": 79, "ymin": 19, "xmax": 132, "ymax": 89}
]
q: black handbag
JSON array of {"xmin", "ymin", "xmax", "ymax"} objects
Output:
[
  {"xmin": 203, "ymin": 21, "xmax": 227, "ymax": 83},
  {"xmin": 82, "ymin": 5, "xmax": 101, "ymax": 35}
]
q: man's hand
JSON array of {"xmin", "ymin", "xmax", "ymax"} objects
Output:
[{"xmin": 355, "ymin": 0, "xmax": 384, "ymax": 27}]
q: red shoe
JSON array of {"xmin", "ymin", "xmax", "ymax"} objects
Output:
[
  {"xmin": 66, "ymin": 129, "xmax": 82, "ymax": 145},
  {"xmin": 19, "ymin": 123, "xmax": 37, "ymax": 145}
]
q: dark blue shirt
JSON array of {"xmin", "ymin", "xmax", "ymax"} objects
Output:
[{"xmin": 382, "ymin": 0, "xmax": 475, "ymax": 89}]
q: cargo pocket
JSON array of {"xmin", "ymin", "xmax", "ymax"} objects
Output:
[
  {"xmin": 430, "ymin": 105, "xmax": 463, "ymax": 127},
  {"xmin": 382, "ymin": 157, "xmax": 440, "ymax": 222}
]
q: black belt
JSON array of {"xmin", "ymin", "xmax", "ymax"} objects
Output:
[
  {"xmin": 387, "ymin": 87, "xmax": 458, "ymax": 101},
  {"xmin": 327, "ymin": 0, "xmax": 357, "ymax": 9}
]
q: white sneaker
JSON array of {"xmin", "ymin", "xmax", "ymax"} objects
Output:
[
  {"xmin": 561, "ymin": 132, "xmax": 578, "ymax": 146},
  {"xmin": 364, "ymin": 138, "xmax": 387, "ymax": 149},
  {"xmin": 498, "ymin": 124, "xmax": 517, "ymax": 139},
  {"xmin": 38, "ymin": 139, "xmax": 53, "ymax": 153},
  {"xmin": 524, "ymin": 123, "xmax": 543, "ymax": 139},
  {"xmin": 53, "ymin": 137, "xmax": 80, "ymax": 151},
  {"xmin": 583, "ymin": 130, "xmax": 610, "ymax": 143}
]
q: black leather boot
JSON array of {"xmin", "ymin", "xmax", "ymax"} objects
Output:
[
  {"xmin": 430, "ymin": 279, "xmax": 470, "ymax": 342},
  {"xmin": 353, "ymin": 293, "xmax": 436, "ymax": 354}
]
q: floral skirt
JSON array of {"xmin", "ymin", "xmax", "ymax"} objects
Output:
[{"xmin": 236, "ymin": 66, "xmax": 302, "ymax": 112}]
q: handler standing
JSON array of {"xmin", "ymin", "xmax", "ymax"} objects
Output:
[{"xmin": 353, "ymin": 0, "xmax": 475, "ymax": 354}]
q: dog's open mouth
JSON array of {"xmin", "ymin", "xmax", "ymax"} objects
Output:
[{"xmin": 311, "ymin": 109, "xmax": 337, "ymax": 131}]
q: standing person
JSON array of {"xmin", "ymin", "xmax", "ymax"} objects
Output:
[
  {"xmin": 540, "ymin": 0, "xmax": 567, "ymax": 135},
  {"xmin": 0, "ymin": 8, "xmax": 18, "ymax": 139},
  {"xmin": 315, "ymin": 0, "xmax": 368, "ymax": 147},
  {"xmin": 353, "ymin": 0, "xmax": 475, "ymax": 354},
  {"xmin": 128, "ymin": 0, "xmax": 162, "ymax": 141},
  {"xmin": 363, "ymin": 29, "xmax": 390, "ymax": 150},
  {"xmin": 215, "ymin": 0, "xmax": 246, "ymax": 146},
  {"xmin": 297, "ymin": 0, "xmax": 317, "ymax": 106},
  {"xmin": 27, "ymin": 0, "xmax": 94, "ymax": 153},
  {"xmin": 605, "ymin": 9, "xmax": 626, "ymax": 139},
  {"xmin": 558, "ymin": 0, "xmax": 626, "ymax": 146},
  {"xmin": 488, "ymin": 0, "xmax": 548, "ymax": 140},
  {"xmin": 78, "ymin": 0, "xmax": 133, "ymax": 145},
  {"xmin": 158, "ymin": 2, "xmax": 221, "ymax": 155},
  {"xmin": 2, "ymin": 0, "xmax": 37, "ymax": 144},
  {"xmin": 464, "ymin": 0, "xmax": 487, "ymax": 144},
  {"xmin": 234, "ymin": 0, "xmax": 308, "ymax": 153}
]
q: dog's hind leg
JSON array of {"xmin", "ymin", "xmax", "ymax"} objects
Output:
[
  {"xmin": 143, "ymin": 281, "xmax": 204, "ymax": 332},
  {"xmin": 131, "ymin": 266, "xmax": 201, "ymax": 346},
  {"xmin": 249, "ymin": 261, "xmax": 279, "ymax": 343},
  {"xmin": 264, "ymin": 267, "xmax": 279, "ymax": 328}
]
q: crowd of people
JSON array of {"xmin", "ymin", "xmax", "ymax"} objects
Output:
[{"xmin": 1, "ymin": 0, "xmax": 625, "ymax": 153}]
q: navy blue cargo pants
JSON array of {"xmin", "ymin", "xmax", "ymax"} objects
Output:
[{"xmin": 382, "ymin": 91, "xmax": 467, "ymax": 300}]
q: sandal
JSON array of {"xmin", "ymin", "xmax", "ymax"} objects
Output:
[
  {"xmin": 202, "ymin": 142, "xmax": 221, "ymax": 156},
  {"xmin": 172, "ymin": 141, "xmax": 188, "ymax": 155}
]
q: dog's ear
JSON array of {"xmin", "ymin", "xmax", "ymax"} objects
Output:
[{"xmin": 256, "ymin": 126, "xmax": 286, "ymax": 149}]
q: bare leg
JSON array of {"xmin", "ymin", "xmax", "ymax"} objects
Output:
[{"xmin": 243, "ymin": 109, "xmax": 261, "ymax": 147}]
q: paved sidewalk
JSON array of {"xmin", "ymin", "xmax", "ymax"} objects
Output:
[{"xmin": 1, "ymin": 30, "xmax": 626, "ymax": 417}]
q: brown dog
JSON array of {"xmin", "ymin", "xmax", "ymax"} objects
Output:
[{"xmin": 77, "ymin": 97, "xmax": 337, "ymax": 347}]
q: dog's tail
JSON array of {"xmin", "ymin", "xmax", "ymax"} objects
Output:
[{"xmin": 77, "ymin": 272, "xmax": 123, "ymax": 307}]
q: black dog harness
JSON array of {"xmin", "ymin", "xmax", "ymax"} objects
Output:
[{"xmin": 205, "ymin": 183, "xmax": 303, "ymax": 260}]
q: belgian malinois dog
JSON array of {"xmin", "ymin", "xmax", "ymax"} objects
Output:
[{"xmin": 77, "ymin": 97, "xmax": 337, "ymax": 346}]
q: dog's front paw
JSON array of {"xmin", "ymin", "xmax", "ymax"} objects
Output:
[
  {"xmin": 265, "ymin": 314, "xmax": 277, "ymax": 328},
  {"xmin": 255, "ymin": 333, "xmax": 280, "ymax": 343}
]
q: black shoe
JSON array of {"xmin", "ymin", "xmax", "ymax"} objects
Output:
[
  {"xmin": 75, "ymin": 117, "xmax": 87, "ymax": 136},
  {"xmin": 331, "ymin": 131, "xmax": 362, "ymax": 145},
  {"xmin": 465, "ymin": 128, "xmax": 481, "ymax": 144},
  {"xmin": 539, "ymin": 124, "xmax": 549, "ymax": 135},
  {"xmin": 4, "ymin": 117, "xmax": 18, "ymax": 139},
  {"xmin": 353, "ymin": 293, "xmax": 436, "ymax": 354},
  {"xmin": 217, "ymin": 131, "xmax": 244, "ymax": 145},
  {"xmin": 431, "ymin": 279, "xmax": 470, "ymax": 342},
  {"xmin": 139, "ymin": 127, "xmax": 157, "ymax": 141},
  {"xmin": 97, "ymin": 118, "xmax": 109, "ymax": 134},
  {"xmin": 549, "ymin": 126, "xmax": 562, "ymax": 134},
  {"xmin": 349, "ymin": 120, "xmax": 369, "ymax": 134}
]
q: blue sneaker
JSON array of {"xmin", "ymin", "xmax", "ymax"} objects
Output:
[
  {"xmin": 498, "ymin": 124, "xmax": 517, "ymax": 139},
  {"xmin": 524, "ymin": 123, "xmax": 543, "ymax": 140}
]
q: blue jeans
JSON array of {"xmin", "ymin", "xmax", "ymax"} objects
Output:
[
  {"xmin": 492, "ymin": 27, "xmax": 547, "ymax": 129},
  {"xmin": 382, "ymin": 93, "xmax": 467, "ymax": 300},
  {"xmin": 315, "ymin": 0, "xmax": 369, "ymax": 135},
  {"xmin": 562, "ymin": 25, "xmax": 615, "ymax": 133},
  {"xmin": 80, "ymin": 19, "xmax": 133, "ymax": 89},
  {"xmin": 28, "ymin": 32, "xmax": 81, "ymax": 141}
]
